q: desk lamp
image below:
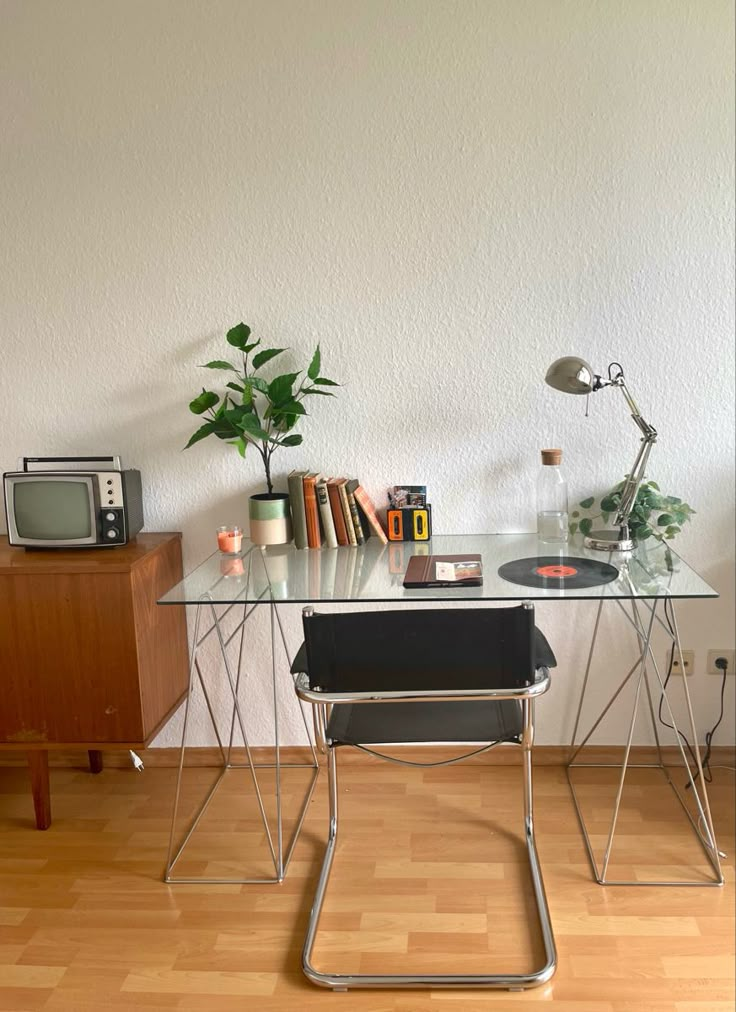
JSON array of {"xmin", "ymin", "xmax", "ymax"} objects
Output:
[{"xmin": 544, "ymin": 356, "xmax": 658, "ymax": 552}]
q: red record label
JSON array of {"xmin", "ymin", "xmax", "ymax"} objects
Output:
[{"xmin": 534, "ymin": 564, "xmax": 578, "ymax": 578}]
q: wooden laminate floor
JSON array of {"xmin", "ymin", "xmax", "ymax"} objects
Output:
[{"xmin": 0, "ymin": 758, "xmax": 734, "ymax": 1011}]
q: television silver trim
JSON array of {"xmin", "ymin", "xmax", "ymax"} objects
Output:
[{"xmin": 18, "ymin": 455, "xmax": 122, "ymax": 472}]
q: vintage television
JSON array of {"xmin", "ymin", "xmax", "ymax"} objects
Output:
[{"xmin": 3, "ymin": 456, "xmax": 144, "ymax": 548}]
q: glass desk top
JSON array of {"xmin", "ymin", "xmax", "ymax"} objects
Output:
[{"xmin": 158, "ymin": 534, "xmax": 717, "ymax": 606}]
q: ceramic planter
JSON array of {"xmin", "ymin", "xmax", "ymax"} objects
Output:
[{"xmin": 248, "ymin": 492, "xmax": 292, "ymax": 547}]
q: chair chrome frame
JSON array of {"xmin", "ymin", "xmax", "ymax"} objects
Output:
[{"xmin": 294, "ymin": 662, "xmax": 557, "ymax": 990}]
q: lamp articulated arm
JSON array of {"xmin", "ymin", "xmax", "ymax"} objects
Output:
[{"xmin": 604, "ymin": 371, "xmax": 658, "ymax": 535}]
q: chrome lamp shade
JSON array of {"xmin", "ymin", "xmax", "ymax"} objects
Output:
[
  {"xmin": 544, "ymin": 357, "xmax": 658, "ymax": 553},
  {"xmin": 544, "ymin": 357, "xmax": 596, "ymax": 396}
]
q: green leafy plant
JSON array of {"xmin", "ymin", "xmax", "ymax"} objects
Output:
[
  {"xmin": 185, "ymin": 322, "xmax": 339, "ymax": 494},
  {"xmin": 570, "ymin": 479, "xmax": 695, "ymax": 544}
]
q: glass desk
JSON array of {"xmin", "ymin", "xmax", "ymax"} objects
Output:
[
  {"xmin": 160, "ymin": 533, "xmax": 716, "ymax": 605},
  {"xmin": 158, "ymin": 534, "xmax": 723, "ymax": 887}
]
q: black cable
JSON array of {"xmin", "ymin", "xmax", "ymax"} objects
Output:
[
  {"xmin": 699, "ymin": 659, "xmax": 729, "ymax": 785},
  {"xmin": 656, "ymin": 599, "xmax": 702, "ymax": 780},
  {"xmin": 657, "ymin": 600, "xmax": 732, "ymax": 788}
]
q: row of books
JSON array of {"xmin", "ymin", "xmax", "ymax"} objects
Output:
[{"xmin": 287, "ymin": 472, "xmax": 388, "ymax": 549}]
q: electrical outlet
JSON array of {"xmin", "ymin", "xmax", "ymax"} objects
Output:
[
  {"xmin": 707, "ymin": 649, "xmax": 735, "ymax": 675},
  {"xmin": 669, "ymin": 649, "xmax": 694, "ymax": 675}
]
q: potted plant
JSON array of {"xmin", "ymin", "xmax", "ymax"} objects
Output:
[
  {"xmin": 185, "ymin": 322, "xmax": 339, "ymax": 545},
  {"xmin": 570, "ymin": 477, "xmax": 695, "ymax": 551}
]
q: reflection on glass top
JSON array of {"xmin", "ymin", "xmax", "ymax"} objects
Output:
[{"xmin": 158, "ymin": 534, "xmax": 717, "ymax": 605}]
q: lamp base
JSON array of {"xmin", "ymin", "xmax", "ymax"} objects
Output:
[{"xmin": 584, "ymin": 529, "xmax": 636, "ymax": 553}]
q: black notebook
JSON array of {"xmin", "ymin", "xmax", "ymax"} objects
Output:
[{"xmin": 403, "ymin": 554, "xmax": 483, "ymax": 588}]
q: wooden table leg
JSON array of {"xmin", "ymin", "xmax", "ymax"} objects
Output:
[
  {"xmin": 27, "ymin": 750, "xmax": 51, "ymax": 830},
  {"xmin": 88, "ymin": 750, "xmax": 104, "ymax": 774}
]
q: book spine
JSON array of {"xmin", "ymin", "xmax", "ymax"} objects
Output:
[
  {"xmin": 303, "ymin": 476, "xmax": 322, "ymax": 549},
  {"xmin": 327, "ymin": 481, "xmax": 350, "ymax": 546},
  {"xmin": 316, "ymin": 480, "xmax": 338, "ymax": 548},
  {"xmin": 345, "ymin": 480, "xmax": 366, "ymax": 546},
  {"xmin": 337, "ymin": 481, "xmax": 357, "ymax": 546},
  {"xmin": 287, "ymin": 471, "xmax": 308, "ymax": 549},
  {"xmin": 353, "ymin": 486, "xmax": 388, "ymax": 544}
]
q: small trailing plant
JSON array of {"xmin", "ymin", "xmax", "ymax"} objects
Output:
[
  {"xmin": 185, "ymin": 322, "xmax": 339, "ymax": 494},
  {"xmin": 570, "ymin": 478, "xmax": 695, "ymax": 544}
]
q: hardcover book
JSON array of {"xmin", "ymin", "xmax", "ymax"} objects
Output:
[
  {"xmin": 353, "ymin": 485, "xmax": 388, "ymax": 544},
  {"xmin": 327, "ymin": 478, "xmax": 351, "ymax": 546},
  {"xmin": 303, "ymin": 473, "xmax": 323, "ymax": 549},
  {"xmin": 288, "ymin": 470, "xmax": 309, "ymax": 550},
  {"xmin": 403, "ymin": 554, "xmax": 483, "ymax": 589},
  {"xmin": 316, "ymin": 477, "xmax": 338, "ymax": 548},
  {"xmin": 337, "ymin": 479, "xmax": 358, "ymax": 546},
  {"xmin": 344, "ymin": 479, "xmax": 366, "ymax": 546}
]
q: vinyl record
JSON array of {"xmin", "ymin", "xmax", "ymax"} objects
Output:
[{"xmin": 498, "ymin": 555, "xmax": 619, "ymax": 589}]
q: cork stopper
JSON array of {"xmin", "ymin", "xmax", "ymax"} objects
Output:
[{"xmin": 541, "ymin": 448, "xmax": 562, "ymax": 466}]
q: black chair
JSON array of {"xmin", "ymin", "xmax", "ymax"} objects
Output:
[{"xmin": 292, "ymin": 603, "xmax": 557, "ymax": 991}]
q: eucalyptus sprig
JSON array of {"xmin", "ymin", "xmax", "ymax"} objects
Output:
[
  {"xmin": 185, "ymin": 322, "xmax": 339, "ymax": 494},
  {"xmin": 570, "ymin": 478, "xmax": 695, "ymax": 544}
]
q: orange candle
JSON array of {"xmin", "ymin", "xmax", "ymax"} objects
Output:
[{"xmin": 217, "ymin": 525, "xmax": 243, "ymax": 554}]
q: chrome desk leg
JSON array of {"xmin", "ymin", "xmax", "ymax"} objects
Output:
[
  {"xmin": 259, "ymin": 552, "xmax": 321, "ymax": 878},
  {"xmin": 569, "ymin": 598, "xmax": 604, "ymax": 751},
  {"xmin": 567, "ymin": 598, "xmax": 723, "ymax": 886},
  {"xmin": 597, "ymin": 599, "xmax": 655, "ymax": 882},
  {"xmin": 270, "ymin": 597, "xmax": 284, "ymax": 880},
  {"xmin": 165, "ymin": 589, "xmax": 319, "ymax": 885},
  {"xmin": 165, "ymin": 602, "xmax": 203, "ymax": 881},
  {"xmin": 270, "ymin": 594, "xmax": 321, "ymax": 765},
  {"xmin": 301, "ymin": 700, "xmax": 556, "ymax": 991}
]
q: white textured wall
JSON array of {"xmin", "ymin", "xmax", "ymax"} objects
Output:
[{"xmin": 1, "ymin": 0, "xmax": 733, "ymax": 749}]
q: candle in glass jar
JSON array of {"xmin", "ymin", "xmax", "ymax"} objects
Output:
[{"xmin": 217, "ymin": 525, "xmax": 242, "ymax": 554}]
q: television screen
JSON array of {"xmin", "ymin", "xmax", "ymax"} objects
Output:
[{"xmin": 14, "ymin": 480, "xmax": 92, "ymax": 539}]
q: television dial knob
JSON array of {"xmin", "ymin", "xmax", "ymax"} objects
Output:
[
  {"xmin": 106, "ymin": 528, "xmax": 119, "ymax": 539},
  {"xmin": 105, "ymin": 512, "xmax": 116, "ymax": 522}
]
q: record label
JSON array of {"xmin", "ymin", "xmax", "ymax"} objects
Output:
[
  {"xmin": 498, "ymin": 556, "xmax": 619, "ymax": 590},
  {"xmin": 535, "ymin": 564, "xmax": 578, "ymax": 578}
]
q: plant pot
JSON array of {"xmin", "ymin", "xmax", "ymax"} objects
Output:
[{"xmin": 248, "ymin": 493, "xmax": 292, "ymax": 547}]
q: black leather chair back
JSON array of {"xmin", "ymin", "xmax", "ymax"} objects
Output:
[{"xmin": 302, "ymin": 605, "xmax": 539, "ymax": 692}]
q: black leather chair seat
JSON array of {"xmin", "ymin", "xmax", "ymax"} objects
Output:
[{"xmin": 326, "ymin": 699, "xmax": 523, "ymax": 746}]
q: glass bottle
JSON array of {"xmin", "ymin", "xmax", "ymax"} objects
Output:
[{"xmin": 537, "ymin": 449, "xmax": 568, "ymax": 543}]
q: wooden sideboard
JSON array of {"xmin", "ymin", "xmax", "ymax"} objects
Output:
[{"xmin": 0, "ymin": 532, "xmax": 189, "ymax": 828}]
